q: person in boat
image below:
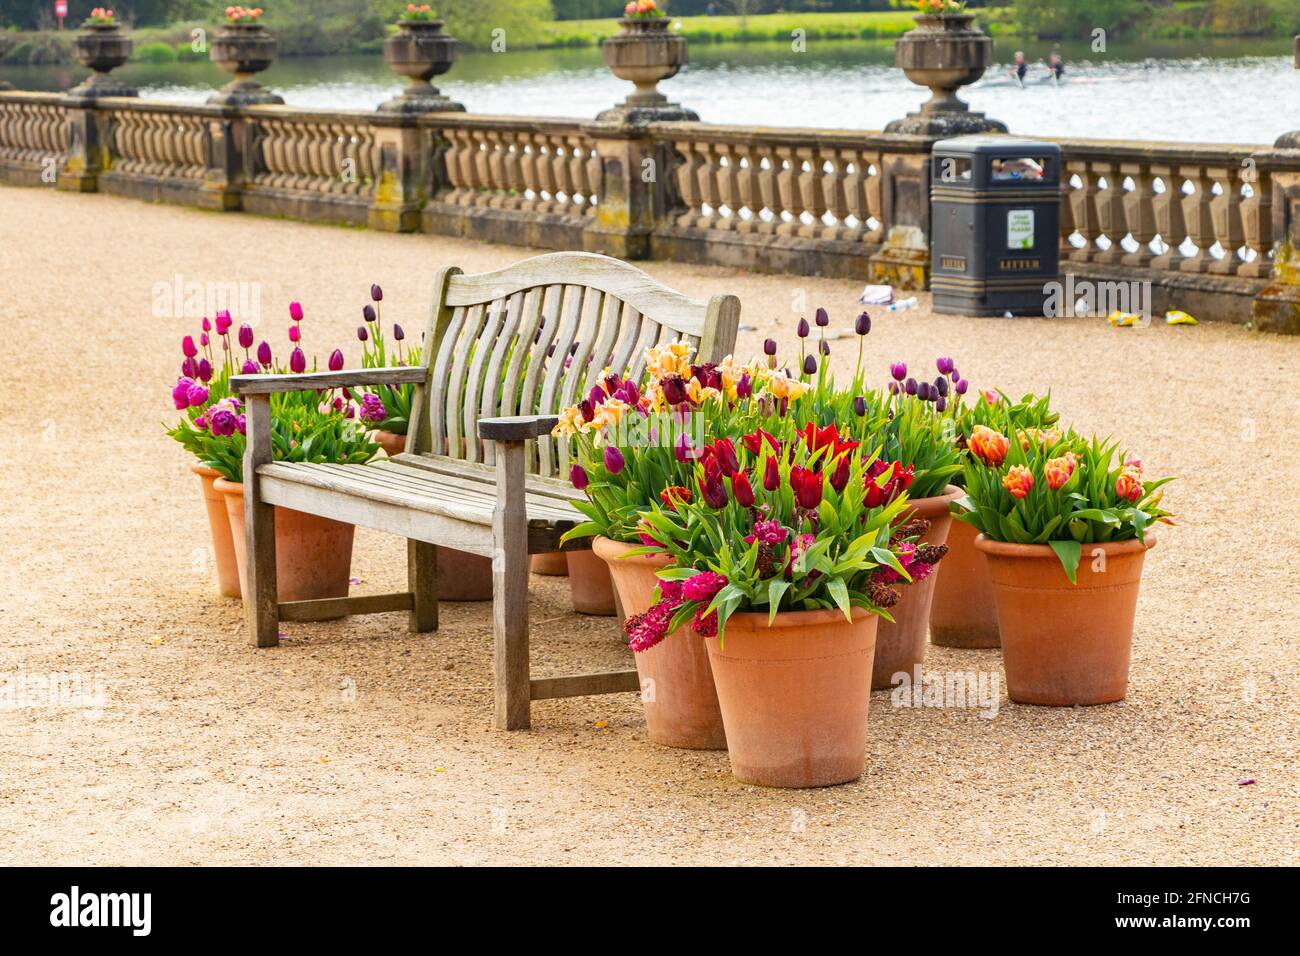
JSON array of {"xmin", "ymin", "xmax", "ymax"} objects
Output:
[
  {"xmin": 1012, "ymin": 51, "xmax": 1028, "ymax": 86},
  {"xmin": 1048, "ymin": 51, "xmax": 1065, "ymax": 83}
]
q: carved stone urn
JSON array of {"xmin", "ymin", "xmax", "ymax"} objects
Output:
[
  {"xmin": 208, "ymin": 22, "xmax": 284, "ymax": 106},
  {"xmin": 597, "ymin": 17, "xmax": 697, "ymax": 123},
  {"xmin": 68, "ymin": 22, "xmax": 137, "ymax": 99},
  {"xmin": 378, "ymin": 19, "xmax": 465, "ymax": 113},
  {"xmin": 885, "ymin": 13, "xmax": 1005, "ymax": 137},
  {"xmin": 1274, "ymin": 35, "xmax": 1300, "ymax": 148}
]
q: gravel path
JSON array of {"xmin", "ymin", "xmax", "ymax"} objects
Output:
[{"xmin": 1, "ymin": 185, "xmax": 1296, "ymax": 865}]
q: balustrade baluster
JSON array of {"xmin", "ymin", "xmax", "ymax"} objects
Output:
[
  {"xmin": 1150, "ymin": 163, "xmax": 1186, "ymax": 271},
  {"xmin": 1238, "ymin": 162, "xmax": 1273, "ymax": 279},
  {"xmin": 1208, "ymin": 164, "xmax": 1246, "ymax": 276},
  {"xmin": 1120, "ymin": 162, "xmax": 1157, "ymax": 268},
  {"xmin": 1179, "ymin": 165, "xmax": 1216, "ymax": 273},
  {"xmin": 1093, "ymin": 162, "xmax": 1126, "ymax": 265},
  {"xmin": 1066, "ymin": 161, "xmax": 1100, "ymax": 263}
]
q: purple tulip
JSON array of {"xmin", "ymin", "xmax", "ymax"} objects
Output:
[
  {"xmin": 181, "ymin": 357, "xmax": 198, "ymax": 379},
  {"xmin": 950, "ymin": 369, "xmax": 960, "ymax": 383},
  {"xmin": 257, "ymin": 341, "xmax": 272, "ymax": 367},
  {"xmin": 289, "ymin": 301, "xmax": 304, "ymax": 322},
  {"xmin": 370, "ymin": 284, "xmax": 383, "ymax": 303},
  {"xmin": 803, "ymin": 354, "xmax": 817, "ymax": 375},
  {"xmin": 238, "ymin": 323, "xmax": 254, "ymax": 349},
  {"xmin": 363, "ymin": 305, "xmax": 376, "ymax": 323},
  {"xmin": 357, "ymin": 325, "xmax": 369, "ymax": 342},
  {"xmin": 187, "ymin": 384, "xmax": 209, "ymax": 407},
  {"xmin": 888, "ymin": 381, "xmax": 900, "ymax": 395},
  {"xmin": 201, "ymin": 317, "xmax": 211, "ymax": 333},
  {"xmin": 955, "ymin": 378, "xmax": 969, "ymax": 395},
  {"xmin": 815, "ymin": 307, "xmax": 829, "ymax": 327},
  {"xmin": 214, "ymin": 311, "xmax": 232, "ymax": 335},
  {"xmin": 290, "ymin": 347, "xmax": 306, "ymax": 374},
  {"xmin": 241, "ymin": 360, "xmax": 258, "ymax": 375},
  {"xmin": 329, "ymin": 349, "xmax": 344, "ymax": 372},
  {"xmin": 796, "ymin": 318, "xmax": 810, "ymax": 338},
  {"xmin": 890, "ymin": 362, "xmax": 907, "ymax": 382},
  {"xmin": 200, "ymin": 333, "xmax": 210, "ymax": 348},
  {"xmin": 935, "ymin": 376, "xmax": 949, "ymax": 397},
  {"xmin": 905, "ymin": 377, "xmax": 917, "ymax": 396},
  {"xmin": 569, "ymin": 464, "xmax": 589, "ymax": 491},
  {"xmin": 288, "ymin": 325, "xmax": 301, "ymax": 343},
  {"xmin": 736, "ymin": 372, "xmax": 752, "ymax": 399},
  {"xmin": 197, "ymin": 358, "xmax": 213, "ymax": 382},
  {"xmin": 603, "ymin": 445, "xmax": 625, "ymax": 475},
  {"xmin": 393, "ymin": 324, "xmax": 405, "ymax": 341},
  {"xmin": 171, "ymin": 377, "xmax": 194, "ymax": 410},
  {"xmin": 763, "ymin": 338, "xmax": 777, "ymax": 356},
  {"xmin": 917, "ymin": 382, "xmax": 932, "ymax": 402},
  {"xmin": 936, "ymin": 396, "xmax": 947, "ymax": 413},
  {"xmin": 936, "ymin": 356, "xmax": 955, "ymax": 375},
  {"xmin": 853, "ymin": 395, "xmax": 867, "ymax": 417},
  {"xmin": 820, "ymin": 340, "xmax": 830, "ymax": 356},
  {"xmin": 855, "ymin": 312, "xmax": 871, "ymax": 335},
  {"xmin": 182, "ymin": 335, "xmax": 198, "ymax": 358}
]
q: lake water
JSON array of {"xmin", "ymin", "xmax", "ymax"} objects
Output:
[{"xmin": 3, "ymin": 37, "xmax": 1296, "ymax": 145}]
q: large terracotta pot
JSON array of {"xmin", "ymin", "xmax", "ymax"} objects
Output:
[
  {"xmin": 216, "ymin": 478, "xmax": 354, "ymax": 605},
  {"xmin": 531, "ymin": 552, "xmax": 569, "ymax": 576},
  {"xmin": 707, "ymin": 608, "xmax": 878, "ymax": 788},
  {"xmin": 976, "ymin": 534, "xmax": 1156, "ymax": 706},
  {"xmin": 566, "ymin": 547, "xmax": 617, "ymax": 615},
  {"xmin": 434, "ymin": 548, "xmax": 493, "ymax": 601},
  {"xmin": 928, "ymin": 513, "xmax": 999, "ymax": 648},
  {"xmin": 191, "ymin": 463, "xmax": 241, "ymax": 599},
  {"xmin": 593, "ymin": 536, "xmax": 726, "ymax": 750},
  {"xmin": 872, "ymin": 485, "xmax": 963, "ymax": 690}
]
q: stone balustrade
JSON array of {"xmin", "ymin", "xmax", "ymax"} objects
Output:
[{"xmin": 0, "ymin": 92, "xmax": 69, "ymax": 184}]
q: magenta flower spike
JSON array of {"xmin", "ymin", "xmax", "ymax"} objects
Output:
[
  {"xmin": 238, "ymin": 323, "xmax": 254, "ymax": 350},
  {"xmin": 289, "ymin": 347, "xmax": 306, "ymax": 374},
  {"xmin": 197, "ymin": 358, "xmax": 213, "ymax": 382},
  {"xmin": 256, "ymin": 341, "xmax": 273, "ymax": 367},
  {"xmin": 328, "ymin": 349, "xmax": 344, "ymax": 372}
]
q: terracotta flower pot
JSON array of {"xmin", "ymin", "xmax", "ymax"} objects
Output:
[
  {"xmin": 191, "ymin": 463, "xmax": 241, "ymax": 599},
  {"xmin": 434, "ymin": 547, "xmax": 493, "ymax": 601},
  {"xmin": 976, "ymin": 534, "xmax": 1156, "ymax": 706},
  {"xmin": 566, "ymin": 548, "xmax": 617, "ymax": 615},
  {"xmin": 530, "ymin": 552, "xmax": 569, "ymax": 576},
  {"xmin": 592, "ymin": 536, "xmax": 726, "ymax": 750},
  {"xmin": 707, "ymin": 607, "xmax": 878, "ymax": 788},
  {"xmin": 928, "ymin": 514, "xmax": 999, "ymax": 648},
  {"xmin": 216, "ymin": 478, "xmax": 354, "ymax": 606},
  {"xmin": 872, "ymin": 484, "xmax": 963, "ymax": 690},
  {"xmin": 372, "ymin": 430, "xmax": 407, "ymax": 457}
]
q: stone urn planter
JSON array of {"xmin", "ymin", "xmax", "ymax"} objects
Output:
[
  {"xmin": 885, "ymin": 13, "xmax": 1005, "ymax": 137},
  {"xmin": 593, "ymin": 536, "xmax": 727, "ymax": 750},
  {"xmin": 1275, "ymin": 36, "xmax": 1300, "ymax": 148},
  {"xmin": 379, "ymin": 19, "xmax": 465, "ymax": 114},
  {"xmin": 977, "ymin": 535, "xmax": 1156, "ymax": 706},
  {"xmin": 68, "ymin": 22, "xmax": 137, "ymax": 99},
  {"xmin": 208, "ymin": 22, "xmax": 284, "ymax": 106},
  {"xmin": 707, "ymin": 608, "xmax": 878, "ymax": 788},
  {"xmin": 597, "ymin": 18, "xmax": 697, "ymax": 123}
]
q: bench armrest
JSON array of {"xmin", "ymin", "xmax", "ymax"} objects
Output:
[
  {"xmin": 231, "ymin": 367, "xmax": 426, "ymax": 396},
  {"xmin": 478, "ymin": 415, "xmax": 558, "ymax": 442}
]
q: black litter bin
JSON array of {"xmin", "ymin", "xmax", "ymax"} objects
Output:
[{"xmin": 930, "ymin": 136, "xmax": 1061, "ymax": 316}]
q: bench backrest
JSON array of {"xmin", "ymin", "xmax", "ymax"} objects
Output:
[{"xmin": 407, "ymin": 252, "xmax": 740, "ymax": 478}]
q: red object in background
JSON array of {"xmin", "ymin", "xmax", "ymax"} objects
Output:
[{"xmin": 55, "ymin": 0, "xmax": 68, "ymax": 29}]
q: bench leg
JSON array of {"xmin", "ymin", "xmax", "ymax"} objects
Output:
[
  {"xmin": 243, "ymin": 394, "xmax": 279, "ymax": 648},
  {"xmin": 407, "ymin": 540, "xmax": 439, "ymax": 633},
  {"xmin": 492, "ymin": 440, "xmax": 530, "ymax": 730}
]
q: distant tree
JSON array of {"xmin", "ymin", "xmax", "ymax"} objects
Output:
[
  {"xmin": 1011, "ymin": 0, "xmax": 1148, "ymax": 40},
  {"xmin": 436, "ymin": 0, "xmax": 554, "ymax": 49}
]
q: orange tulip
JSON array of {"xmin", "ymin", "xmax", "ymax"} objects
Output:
[
  {"xmin": 1115, "ymin": 468, "xmax": 1144, "ymax": 503},
  {"xmin": 969, "ymin": 425, "xmax": 1009, "ymax": 467},
  {"xmin": 1044, "ymin": 455, "xmax": 1074, "ymax": 490},
  {"xmin": 1002, "ymin": 465, "xmax": 1034, "ymax": 499}
]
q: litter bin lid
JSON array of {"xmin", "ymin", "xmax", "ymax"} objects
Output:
[{"xmin": 933, "ymin": 135, "xmax": 1061, "ymax": 157}]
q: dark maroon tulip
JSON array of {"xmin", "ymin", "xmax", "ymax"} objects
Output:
[
  {"xmin": 370, "ymin": 284, "xmax": 383, "ymax": 303},
  {"xmin": 289, "ymin": 347, "xmax": 306, "ymax": 374},
  {"xmin": 257, "ymin": 341, "xmax": 272, "ymax": 367},
  {"xmin": 763, "ymin": 455, "xmax": 780, "ymax": 491},
  {"xmin": 936, "ymin": 396, "xmax": 947, "ymax": 412},
  {"xmin": 853, "ymin": 395, "xmax": 867, "ymax": 416},
  {"xmin": 855, "ymin": 312, "xmax": 871, "ymax": 335},
  {"xmin": 796, "ymin": 318, "xmax": 810, "ymax": 338},
  {"xmin": 815, "ymin": 307, "xmax": 829, "ymax": 327},
  {"xmin": 803, "ymin": 354, "xmax": 817, "ymax": 375},
  {"xmin": 888, "ymin": 381, "xmax": 900, "ymax": 395},
  {"xmin": 579, "ymin": 399, "xmax": 595, "ymax": 423},
  {"xmin": 197, "ymin": 358, "xmax": 213, "ymax": 382},
  {"xmin": 935, "ymin": 376, "xmax": 949, "ymax": 397},
  {"xmin": 661, "ymin": 376, "xmax": 688, "ymax": 406},
  {"xmin": 181, "ymin": 357, "xmax": 198, "ymax": 379},
  {"xmin": 699, "ymin": 465, "xmax": 728, "ymax": 509},
  {"xmin": 393, "ymin": 324, "xmax": 405, "ymax": 341},
  {"xmin": 238, "ymin": 323, "xmax": 254, "ymax": 349},
  {"xmin": 830, "ymin": 453, "xmax": 851, "ymax": 493},
  {"xmin": 905, "ymin": 377, "xmax": 918, "ymax": 396},
  {"xmin": 732, "ymin": 469, "xmax": 756, "ymax": 508},
  {"xmin": 764, "ymin": 338, "xmax": 777, "ymax": 356},
  {"xmin": 917, "ymin": 382, "xmax": 932, "ymax": 401},
  {"xmin": 182, "ymin": 335, "xmax": 198, "ymax": 358},
  {"xmin": 736, "ymin": 372, "xmax": 752, "ymax": 399},
  {"xmin": 820, "ymin": 340, "xmax": 830, "ymax": 356},
  {"xmin": 357, "ymin": 326, "xmax": 368, "ymax": 342},
  {"xmin": 363, "ymin": 305, "xmax": 376, "ymax": 322},
  {"xmin": 328, "ymin": 349, "xmax": 344, "ymax": 372}
]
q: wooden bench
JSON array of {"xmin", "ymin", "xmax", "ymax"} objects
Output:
[{"xmin": 231, "ymin": 252, "xmax": 740, "ymax": 729}]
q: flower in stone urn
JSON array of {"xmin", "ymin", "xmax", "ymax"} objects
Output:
[
  {"xmin": 224, "ymin": 5, "xmax": 263, "ymax": 23},
  {"xmin": 209, "ymin": 5, "xmax": 282, "ymax": 105},
  {"xmin": 913, "ymin": 0, "xmax": 967, "ymax": 15},
  {"xmin": 85, "ymin": 7, "xmax": 116, "ymax": 25},
  {"xmin": 400, "ymin": 3, "xmax": 438, "ymax": 22},
  {"xmin": 599, "ymin": 0, "xmax": 696, "ymax": 120},
  {"xmin": 623, "ymin": 0, "xmax": 666, "ymax": 18},
  {"xmin": 379, "ymin": 5, "xmax": 464, "ymax": 113},
  {"xmin": 70, "ymin": 5, "xmax": 135, "ymax": 96}
]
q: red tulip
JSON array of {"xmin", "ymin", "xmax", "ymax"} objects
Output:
[
  {"xmin": 732, "ymin": 469, "xmax": 755, "ymax": 508},
  {"xmin": 830, "ymin": 453, "xmax": 852, "ymax": 493},
  {"xmin": 763, "ymin": 455, "xmax": 780, "ymax": 492}
]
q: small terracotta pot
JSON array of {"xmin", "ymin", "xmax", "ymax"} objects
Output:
[
  {"xmin": 872, "ymin": 485, "xmax": 963, "ymax": 690},
  {"xmin": 191, "ymin": 463, "xmax": 241, "ymax": 599},
  {"xmin": 929, "ymin": 513, "xmax": 1000, "ymax": 648},
  {"xmin": 372, "ymin": 430, "xmax": 407, "ymax": 457},
  {"xmin": 216, "ymin": 479, "xmax": 355, "ymax": 606},
  {"xmin": 530, "ymin": 552, "xmax": 569, "ymax": 576},
  {"xmin": 566, "ymin": 547, "xmax": 616, "ymax": 615},
  {"xmin": 434, "ymin": 547, "xmax": 493, "ymax": 601},
  {"xmin": 707, "ymin": 607, "xmax": 878, "ymax": 788},
  {"xmin": 593, "ymin": 536, "xmax": 726, "ymax": 750},
  {"xmin": 976, "ymin": 534, "xmax": 1156, "ymax": 706}
]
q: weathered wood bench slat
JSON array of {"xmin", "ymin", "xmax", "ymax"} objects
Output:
[{"xmin": 381, "ymin": 454, "xmax": 582, "ymax": 504}]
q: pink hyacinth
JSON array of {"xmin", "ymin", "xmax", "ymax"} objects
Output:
[
  {"xmin": 682, "ymin": 571, "xmax": 727, "ymax": 603},
  {"xmin": 658, "ymin": 578, "xmax": 684, "ymax": 603},
  {"xmin": 626, "ymin": 600, "xmax": 674, "ymax": 653}
]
